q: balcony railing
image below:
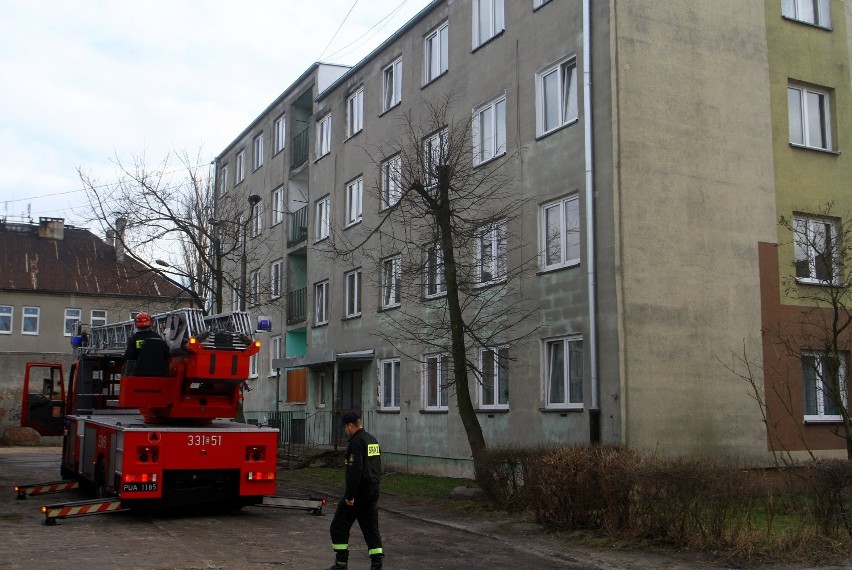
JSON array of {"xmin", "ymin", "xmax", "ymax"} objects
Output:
[
  {"xmin": 291, "ymin": 127, "xmax": 309, "ymax": 167},
  {"xmin": 287, "ymin": 287, "xmax": 307, "ymax": 325},
  {"xmin": 287, "ymin": 205, "xmax": 308, "ymax": 246}
]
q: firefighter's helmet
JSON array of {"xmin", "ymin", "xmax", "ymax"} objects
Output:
[{"xmin": 135, "ymin": 312, "xmax": 152, "ymax": 329}]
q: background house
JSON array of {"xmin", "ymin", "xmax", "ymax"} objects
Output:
[{"xmin": 0, "ymin": 217, "xmax": 189, "ymax": 443}]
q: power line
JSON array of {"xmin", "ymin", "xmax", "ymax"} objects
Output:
[
  {"xmin": 322, "ymin": 0, "xmax": 411, "ymax": 63},
  {"xmin": 317, "ymin": 0, "xmax": 361, "ymax": 62}
]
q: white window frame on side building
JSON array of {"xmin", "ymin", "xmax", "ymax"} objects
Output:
[
  {"xmin": 270, "ymin": 259, "xmax": 283, "ymax": 299},
  {"xmin": 424, "ymin": 22, "xmax": 449, "ymax": 84},
  {"xmin": 271, "ymin": 186, "xmax": 284, "ymax": 226},
  {"xmin": 793, "ymin": 213, "xmax": 840, "ymax": 284},
  {"xmin": 344, "ymin": 269, "xmax": 362, "ymax": 318},
  {"xmin": 802, "ymin": 351, "xmax": 847, "ymax": 423},
  {"xmin": 480, "ymin": 346, "xmax": 509, "ymax": 409},
  {"xmin": 423, "ymin": 354, "xmax": 449, "ymax": 411},
  {"xmin": 235, "ymin": 150, "xmax": 245, "ymax": 184},
  {"xmin": 381, "ymin": 255, "xmax": 402, "ymax": 310},
  {"xmin": 64, "ymin": 308, "xmax": 81, "ymax": 336},
  {"xmin": 274, "ymin": 114, "xmax": 286, "ymax": 154},
  {"xmin": 253, "ymin": 132, "xmax": 264, "ymax": 170},
  {"xmin": 382, "ymin": 58, "xmax": 402, "ymax": 112},
  {"xmin": 473, "ymin": 93, "xmax": 506, "ymax": 165},
  {"xmin": 315, "ymin": 280, "xmax": 330, "ymax": 326},
  {"xmin": 782, "ymin": 0, "xmax": 831, "ymax": 28},
  {"xmin": 472, "ymin": 0, "xmax": 504, "ymax": 49},
  {"xmin": 90, "ymin": 309, "xmax": 107, "ymax": 328},
  {"xmin": 381, "ymin": 153, "xmax": 402, "ymax": 209},
  {"xmin": 380, "ymin": 358, "xmax": 401, "ymax": 411},
  {"xmin": 315, "ymin": 195, "xmax": 330, "ymax": 242},
  {"xmin": 540, "ymin": 194, "xmax": 581, "ymax": 271},
  {"xmin": 346, "ymin": 88, "xmax": 364, "ymax": 138},
  {"xmin": 317, "ymin": 114, "xmax": 332, "ymax": 158},
  {"xmin": 345, "ymin": 177, "xmax": 363, "ymax": 227},
  {"xmin": 476, "ymin": 220, "xmax": 507, "ymax": 286},
  {"xmin": 535, "ymin": 56, "xmax": 578, "ymax": 137},
  {"xmin": 788, "ymin": 84, "xmax": 833, "ymax": 151},
  {"xmin": 543, "ymin": 336, "xmax": 583, "ymax": 409}
]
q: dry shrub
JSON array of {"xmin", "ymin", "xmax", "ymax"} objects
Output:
[
  {"xmin": 801, "ymin": 459, "xmax": 852, "ymax": 539},
  {"xmin": 524, "ymin": 445, "xmax": 641, "ymax": 533},
  {"xmin": 631, "ymin": 456, "xmax": 760, "ymax": 548},
  {"xmin": 476, "ymin": 445, "xmax": 544, "ymax": 510}
]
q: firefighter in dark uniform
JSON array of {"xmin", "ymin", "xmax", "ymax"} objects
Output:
[
  {"xmin": 327, "ymin": 412, "xmax": 383, "ymax": 570},
  {"xmin": 123, "ymin": 312, "xmax": 164, "ymax": 376}
]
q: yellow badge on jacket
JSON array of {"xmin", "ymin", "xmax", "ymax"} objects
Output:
[{"xmin": 367, "ymin": 444, "xmax": 380, "ymax": 457}]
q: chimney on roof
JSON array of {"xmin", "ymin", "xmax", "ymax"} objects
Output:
[
  {"xmin": 115, "ymin": 217, "xmax": 127, "ymax": 263},
  {"xmin": 106, "ymin": 229, "xmax": 115, "ymax": 245},
  {"xmin": 38, "ymin": 217, "xmax": 65, "ymax": 240}
]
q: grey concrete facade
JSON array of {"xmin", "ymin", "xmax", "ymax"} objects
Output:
[{"xmin": 214, "ymin": 0, "xmax": 789, "ymax": 475}]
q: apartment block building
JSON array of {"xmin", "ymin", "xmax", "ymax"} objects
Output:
[{"xmin": 215, "ymin": 0, "xmax": 852, "ymax": 476}]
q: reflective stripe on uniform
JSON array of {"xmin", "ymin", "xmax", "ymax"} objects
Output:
[
  {"xmin": 332, "ymin": 543, "xmax": 349, "ymax": 551},
  {"xmin": 368, "ymin": 548, "xmax": 383, "ymax": 556}
]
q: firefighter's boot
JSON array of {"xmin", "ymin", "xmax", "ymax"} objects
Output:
[
  {"xmin": 370, "ymin": 553, "xmax": 384, "ymax": 569},
  {"xmin": 327, "ymin": 548, "xmax": 348, "ymax": 569}
]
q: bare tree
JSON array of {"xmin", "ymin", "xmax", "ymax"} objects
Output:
[
  {"xmin": 323, "ymin": 95, "xmax": 540, "ymax": 480},
  {"xmin": 76, "ymin": 149, "xmax": 271, "ymax": 315},
  {"xmin": 727, "ymin": 203, "xmax": 852, "ymax": 461}
]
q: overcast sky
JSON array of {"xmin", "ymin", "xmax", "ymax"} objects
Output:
[{"xmin": 0, "ymin": 0, "xmax": 432, "ymax": 227}]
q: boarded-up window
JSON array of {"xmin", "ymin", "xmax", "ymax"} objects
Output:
[{"xmin": 287, "ymin": 368, "xmax": 307, "ymax": 403}]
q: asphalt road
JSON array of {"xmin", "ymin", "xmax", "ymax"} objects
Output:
[{"xmin": 0, "ymin": 447, "xmax": 592, "ymax": 570}]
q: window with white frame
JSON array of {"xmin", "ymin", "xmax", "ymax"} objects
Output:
[
  {"xmin": 274, "ymin": 114, "xmax": 286, "ymax": 154},
  {"xmin": 424, "ymin": 354, "xmax": 449, "ymax": 410},
  {"xmin": 803, "ymin": 351, "xmax": 847, "ymax": 422},
  {"xmin": 219, "ymin": 164, "xmax": 229, "ymax": 195},
  {"xmin": 544, "ymin": 336, "xmax": 583, "ymax": 408},
  {"xmin": 271, "ymin": 259, "xmax": 283, "ymax": 299},
  {"xmin": 381, "ymin": 154, "xmax": 402, "ymax": 209},
  {"xmin": 383, "ymin": 58, "xmax": 402, "ymax": 112},
  {"xmin": 0, "ymin": 305, "xmax": 12, "ymax": 334},
  {"xmin": 235, "ymin": 150, "xmax": 245, "ymax": 184},
  {"xmin": 344, "ymin": 269, "xmax": 362, "ymax": 318},
  {"xmin": 271, "ymin": 186, "xmax": 284, "ymax": 226},
  {"xmin": 473, "ymin": 94, "xmax": 506, "ymax": 165},
  {"xmin": 477, "ymin": 221, "xmax": 507, "ymax": 285},
  {"xmin": 534, "ymin": 0, "xmax": 552, "ymax": 8},
  {"xmin": 480, "ymin": 347, "xmax": 509, "ymax": 409},
  {"xmin": 424, "ymin": 128, "xmax": 448, "ymax": 189},
  {"xmin": 381, "ymin": 255, "xmax": 402, "ymax": 309},
  {"xmin": 380, "ymin": 358, "xmax": 401, "ymax": 410},
  {"xmin": 251, "ymin": 203, "xmax": 263, "ymax": 237},
  {"xmin": 91, "ymin": 309, "xmax": 107, "ymax": 328},
  {"xmin": 540, "ymin": 195, "xmax": 581, "ymax": 271},
  {"xmin": 253, "ymin": 133, "xmax": 264, "ymax": 170},
  {"xmin": 793, "ymin": 214, "xmax": 839, "ymax": 284},
  {"xmin": 536, "ymin": 57, "xmax": 578, "ymax": 137},
  {"xmin": 782, "ymin": 0, "xmax": 831, "ymax": 27},
  {"xmin": 249, "ymin": 354, "xmax": 258, "ymax": 378},
  {"xmin": 345, "ymin": 177, "xmax": 363, "ymax": 227},
  {"xmin": 64, "ymin": 308, "xmax": 81, "ymax": 336},
  {"xmin": 317, "ymin": 114, "xmax": 332, "ymax": 158},
  {"xmin": 250, "ymin": 270, "xmax": 260, "ymax": 306},
  {"xmin": 788, "ymin": 84, "xmax": 833, "ymax": 151},
  {"xmin": 315, "ymin": 195, "xmax": 330, "ymax": 242},
  {"xmin": 424, "ymin": 244, "xmax": 446, "ymax": 297},
  {"xmin": 425, "ymin": 22, "xmax": 449, "ymax": 84},
  {"xmin": 315, "ymin": 280, "xmax": 330, "ymax": 325},
  {"xmin": 269, "ymin": 336, "xmax": 282, "ymax": 377},
  {"xmin": 22, "ymin": 306, "xmax": 39, "ymax": 335},
  {"xmin": 346, "ymin": 88, "xmax": 364, "ymax": 138},
  {"xmin": 473, "ymin": 0, "xmax": 504, "ymax": 49}
]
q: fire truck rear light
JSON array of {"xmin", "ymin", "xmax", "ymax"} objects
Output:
[
  {"xmin": 124, "ymin": 473, "xmax": 157, "ymax": 483},
  {"xmin": 247, "ymin": 471, "xmax": 275, "ymax": 481}
]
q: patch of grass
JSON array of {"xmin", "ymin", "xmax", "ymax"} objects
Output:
[{"xmin": 284, "ymin": 467, "xmax": 476, "ymax": 501}]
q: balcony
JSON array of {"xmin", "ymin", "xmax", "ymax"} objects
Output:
[
  {"xmin": 291, "ymin": 127, "xmax": 309, "ymax": 168},
  {"xmin": 287, "ymin": 287, "xmax": 307, "ymax": 325},
  {"xmin": 288, "ymin": 206, "xmax": 308, "ymax": 246}
]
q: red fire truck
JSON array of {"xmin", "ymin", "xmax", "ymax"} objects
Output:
[{"xmin": 16, "ymin": 309, "xmax": 322, "ymax": 523}]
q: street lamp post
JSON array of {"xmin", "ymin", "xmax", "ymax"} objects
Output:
[
  {"xmin": 209, "ymin": 193, "xmax": 261, "ymax": 313},
  {"xmin": 240, "ymin": 194, "xmax": 262, "ymax": 311}
]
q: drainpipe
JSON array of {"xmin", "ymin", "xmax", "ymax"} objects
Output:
[{"xmin": 583, "ymin": 0, "xmax": 600, "ymax": 443}]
